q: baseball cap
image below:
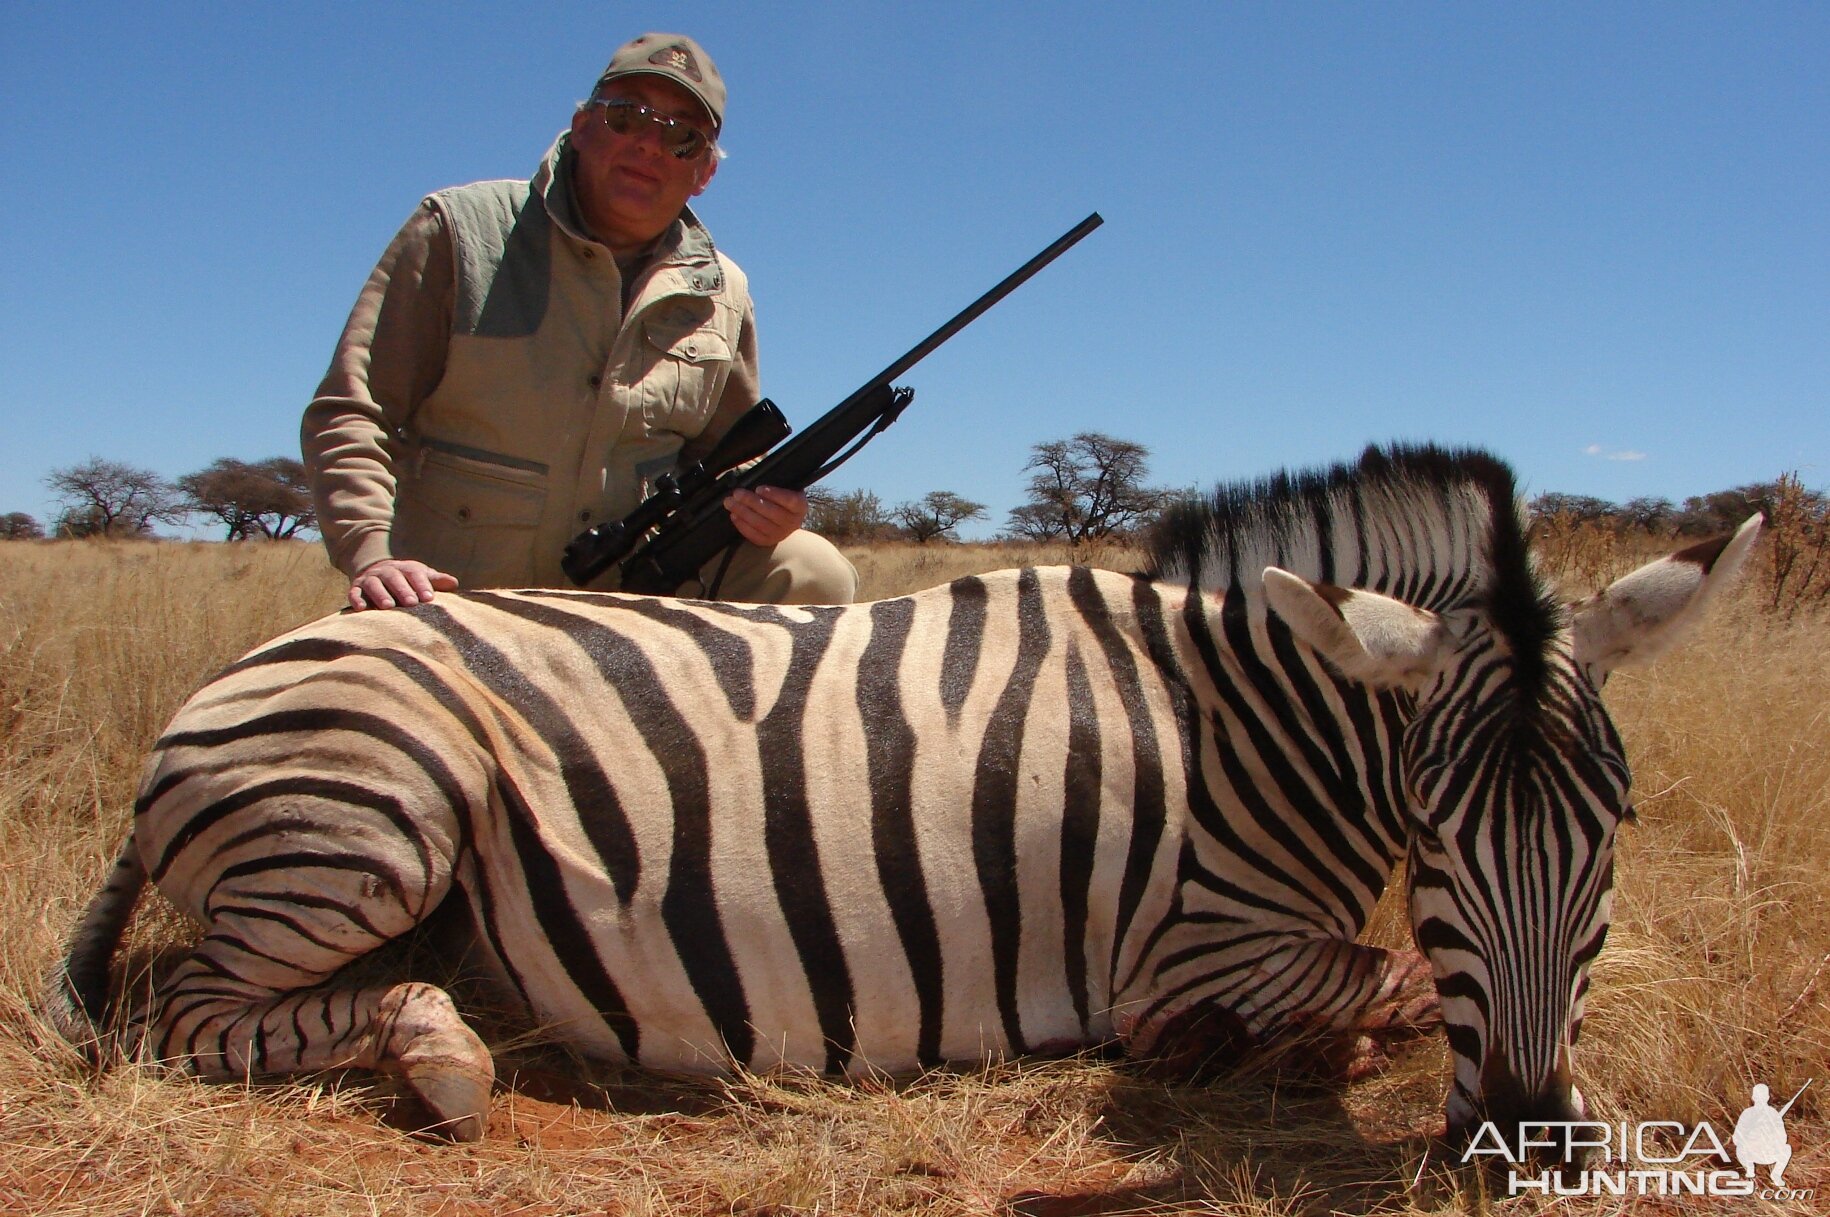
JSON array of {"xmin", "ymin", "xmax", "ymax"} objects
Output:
[{"xmin": 595, "ymin": 33, "xmax": 725, "ymax": 133}]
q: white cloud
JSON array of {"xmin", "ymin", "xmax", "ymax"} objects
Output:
[{"xmin": 1583, "ymin": 444, "xmax": 1647, "ymax": 462}]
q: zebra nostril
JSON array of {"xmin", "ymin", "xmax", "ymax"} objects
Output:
[
  {"xmin": 1480, "ymin": 1092, "xmax": 1590, "ymax": 1168},
  {"xmin": 1469, "ymin": 1047, "xmax": 1590, "ymax": 1164}
]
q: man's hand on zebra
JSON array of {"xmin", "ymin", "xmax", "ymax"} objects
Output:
[{"xmin": 349, "ymin": 557, "xmax": 459, "ymax": 611}]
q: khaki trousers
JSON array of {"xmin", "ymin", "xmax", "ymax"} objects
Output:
[{"xmin": 667, "ymin": 529, "xmax": 858, "ymax": 605}]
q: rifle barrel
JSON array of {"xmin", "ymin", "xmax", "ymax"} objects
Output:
[
  {"xmin": 594, "ymin": 211, "xmax": 1104, "ymax": 593},
  {"xmin": 867, "ymin": 212, "xmax": 1102, "ymax": 390}
]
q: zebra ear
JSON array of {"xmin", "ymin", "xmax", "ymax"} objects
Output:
[
  {"xmin": 1262, "ymin": 567, "xmax": 1451, "ymax": 690},
  {"xmin": 1571, "ymin": 513, "xmax": 1762, "ymax": 680}
]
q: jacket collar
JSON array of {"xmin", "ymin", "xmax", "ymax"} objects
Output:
[{"xmin": 534, "ymin": 134, "xmax": 724, "ymax": 297}]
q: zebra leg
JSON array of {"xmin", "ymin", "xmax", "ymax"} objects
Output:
[
  {"xmin": 140, "ymin": 948, "xmax": 494, "ymax": 1140},
  {"xmin": 1129, "ymin": 942, "xmax": 1440, "ymax": 1082},
  {"xmin": 1298, "ymin": 945, "xmax": 1441, "ymax": 1081},
  {"xmin": 1256, "ymin": 942, "xmax": 1441, "ymax": 1081},
  {"xmin": 141, "ymin": 956, "xmax": 493, "ymax": 1140},
  {"xmin": 1344, "ymin": 946, "xmax": 1440, "ymax": 1035},
  {"xmin": 133, "ymin": 868, "xmax": 495, "ymax": 1140}
]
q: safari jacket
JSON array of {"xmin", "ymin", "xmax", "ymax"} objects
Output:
[{"xmin": 302, "ymin": 134, "xmax": 759, "ymax": 590}]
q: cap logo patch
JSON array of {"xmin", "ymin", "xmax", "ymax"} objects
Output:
[{"xmin": 648, "ymin": 46, "xmax": 703, "ymax": 82}]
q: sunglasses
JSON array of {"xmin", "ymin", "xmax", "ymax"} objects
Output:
[{"xmin": 589, "ymin": 98, "xmax": 714, "ymax": 160}]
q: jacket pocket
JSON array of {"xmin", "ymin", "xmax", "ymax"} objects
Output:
[
  {"xmin": 393, "ymin": 445, "xmax": 547, "ymax": 589},
  {"xmin": 641, "ymin": 320, "xmax": 733, "ymax": 435}
]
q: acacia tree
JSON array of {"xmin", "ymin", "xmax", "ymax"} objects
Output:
[
  {"xmin": 1, "ymin": 512, "xmax": 44, "ymax": 540},
  {"xmin": 1005, "ymin": 432, "xmax": 1165, "ymax": 542},
  {"xmin": 179, "ymin": 457, "xmax": 317, "ymax": 540},
  {"xmin": 805, "ymin": 487, "xmax": 894, "ymax": 542},
  {"xmin": 44, "ymin": 457, "xmax": 185, "ymax": 537},
  {"xmin": 1526, "ymin": 491, "xmax": 1617, "ymax": 526},
  {"xmin": 892, "ymin": 491, "xmax": 985, "ymax": 544},
  {"xmin": 1675, "ymin": 484, "xmax": 1777, "ymax": 536},
  {"xmin": 1619, "ymin": 495, "xmax": 1675, "ymax": 534}
]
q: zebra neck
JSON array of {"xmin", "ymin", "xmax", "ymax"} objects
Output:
[{"xmin": 1175, "ymin": 481, "xmax": 1496, "ymax": 613}]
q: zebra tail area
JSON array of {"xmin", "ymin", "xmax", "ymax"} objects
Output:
[{"xmin": 41, "ymin": 832, "xmax": 148, "ymax": 1063}]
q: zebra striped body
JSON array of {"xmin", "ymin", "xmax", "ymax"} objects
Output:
[
  {"xmin": 52, "ymin": 445, "xmax": 1757, "ymax": 1143},
  {"xmin": 126, "ymin": 566, "xmax": 1330, "ymax": 1076}
]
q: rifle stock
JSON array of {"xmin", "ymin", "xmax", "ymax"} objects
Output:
[{"xmin": 561, "ymin": 211, "xmax": 1103, "ymax": 594}]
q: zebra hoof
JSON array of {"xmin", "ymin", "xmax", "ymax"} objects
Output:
[
  {"xmin": 395, "ymin": 1056, "xmax": 493, "ymax": 1142},
  {"xmin": 374, "ymin": 982, "xmax": 495, "ymax": 1142}
]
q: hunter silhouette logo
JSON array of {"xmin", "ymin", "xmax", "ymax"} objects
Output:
[{"xmin": 1734, "ymin": 1080, "xmax": 1809, "ymax": 1187}]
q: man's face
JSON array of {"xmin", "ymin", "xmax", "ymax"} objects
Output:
[{"xmin": 568, "ymin": 74, "xmax": 719, "ymax": 253}]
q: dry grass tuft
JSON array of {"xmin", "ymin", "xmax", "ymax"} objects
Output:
[
  {"xmin": 1761, "ymin": 473, "xmax": 1830, "ymax": 617},
  {"xmin": 1, "ymin": 535, "xmax": 1823, "ymax": 1214}
]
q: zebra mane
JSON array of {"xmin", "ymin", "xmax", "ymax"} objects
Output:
[{"xmin": 1142, "ymin": 442, "xmax": 1565, "ymax": 694}]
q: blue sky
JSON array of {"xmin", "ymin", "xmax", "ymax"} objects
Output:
[{"xmin": 3, "ymin": 3, "xmax": 1825, "ymax": 540}]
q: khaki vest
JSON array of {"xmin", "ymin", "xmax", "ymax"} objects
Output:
[{"xmin": 390, "ymin": 149, "xmax": 749, "ymax": 589}]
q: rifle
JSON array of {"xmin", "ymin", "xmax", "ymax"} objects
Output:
[{"xmin": 560, "ymin": 212, "xmax": 1104, "ymax": 593}]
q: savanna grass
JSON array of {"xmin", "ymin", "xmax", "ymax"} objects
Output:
[{"xmin": 0, "ymin": 535, "xmax": 1822, "ymax": 1215}]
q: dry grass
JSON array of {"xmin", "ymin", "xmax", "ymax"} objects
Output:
[
  {"xmin": 1760, "ymin": 474, "xmax": 1830, "ymax": 618},
  {"xmin": 844, "ymin": 539, "xmax": 1146, "ymax": 601},
  {"xmin": 1, "ymin": 536, "xmax": 1824, "ymax": 1215}
]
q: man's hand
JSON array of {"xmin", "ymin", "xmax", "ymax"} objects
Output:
[
  {"xmin": 349, "ymin": 558, "xmax": 459, "ymax": 610},
  {"xmin": 724, "ymin": 485, "xmax": 807, "ymax": 549}
]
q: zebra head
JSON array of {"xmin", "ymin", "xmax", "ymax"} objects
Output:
[{"xmin": 1264, "ymin": 513, "xmax": 1760, "ymax": 1148}]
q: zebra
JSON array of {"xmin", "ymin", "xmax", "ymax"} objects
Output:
[{"xmin": 47, "ymin": 443, "xmax": 1758, "ymax": 1146}]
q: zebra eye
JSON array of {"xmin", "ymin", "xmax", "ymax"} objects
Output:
[
  {"xmin": 1408, "ymin": 828, "xmax": 1449, "ymax": 859},
  {"xmin": 1622, "ymin": 802, "xmax": 1639, "ymax": 824}
]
